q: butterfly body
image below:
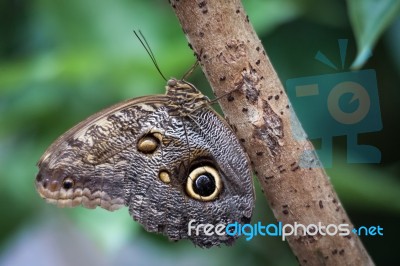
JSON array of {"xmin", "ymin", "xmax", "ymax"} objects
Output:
[{"xmin": 35, "ymin": 79, "xmax": 255, "ymax": 247}]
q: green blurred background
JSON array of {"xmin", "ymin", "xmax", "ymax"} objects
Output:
[{"xmin": 0, "ymin": 0, "xmax": 399, "ymax": 265}]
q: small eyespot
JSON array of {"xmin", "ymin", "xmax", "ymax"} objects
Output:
[
  {"xmin": 186, "ymin": 166, "xmax": 222, "ymax": 201},
  {"xmin": 137, "ymin": 133, "xmax": 162, "ymax": 154},
  {"xmin": 159, "ymin": 170, "xmax": 171, "ymax": 184},
  {"xmin": 62, "ymin": 177, "xmax": 74, "ymax": 190},
  {"xmin": 36, "ymin": 173, "xmax": 43, "ymax": 182}
]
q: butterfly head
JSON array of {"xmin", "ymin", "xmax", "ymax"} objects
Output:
[{"xmin": 165, "ymin": 78, "xmax": 209, "ymax": 114}]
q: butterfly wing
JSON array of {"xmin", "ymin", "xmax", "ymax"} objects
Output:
[
  {"xmin": 36, "ymin": 92, "xmax": 254, "ymax": 247},
  {"xmin": 130, "ymin": 106, "xmax": 255, "ymax": 247},
  {"xmin": 36, "ymin": 95, "xmax": 170, "ymax": 210}
]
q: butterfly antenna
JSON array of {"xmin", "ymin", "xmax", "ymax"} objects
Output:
[
  {"xmin": 181, "ymin": 60, "xmax": 199, "ymax": 80},
  {"xmin": 133, "ymin": 30, "xmax": 167, "ymax": 81}
]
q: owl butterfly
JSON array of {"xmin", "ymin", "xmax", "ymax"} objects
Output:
[{"xmin": 35, "ymin": 67, "xmax": 255, "ymax": 248}]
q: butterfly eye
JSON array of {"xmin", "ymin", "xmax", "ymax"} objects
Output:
[
  {"xmin": 137, "ymin": 133, "xmax": 162, "ymax": 154},
  {"xmin": 186, "ymin": 166, "xmax": 222, "ymax": 201},
  {"xmin": 62, "ymin": 177, "xmax": 75, "ymax": 190},
  {"xmin": 167, "ymin": 78, "xmax": 177, "ymax": 87}
]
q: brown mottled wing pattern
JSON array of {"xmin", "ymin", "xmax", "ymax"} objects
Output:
[{"xmin": 36, "ymin": 81, "xmax": 254, "ymax": 248}]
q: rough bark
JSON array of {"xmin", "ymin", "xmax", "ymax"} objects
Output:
[{"xmin": 169, "ymin": 0, "xmax": 374, "ymax": 265}]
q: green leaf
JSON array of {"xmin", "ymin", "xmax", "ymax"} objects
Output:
[
  {"xmin": 347, "ymin": 0, "xmax": 400, "ymax": 69},
  {"xmin": 243, "ymin": 0, "xmax": 305, "ymax": 33},
  {"xmin": 327, "ymin": 157, "xmax": 400, "ymax": 213}
]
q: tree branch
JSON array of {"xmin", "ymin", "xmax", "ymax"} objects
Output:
[{"xmin": 170, "ymin": 0, "xmax": 374, "ymax": 265}]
